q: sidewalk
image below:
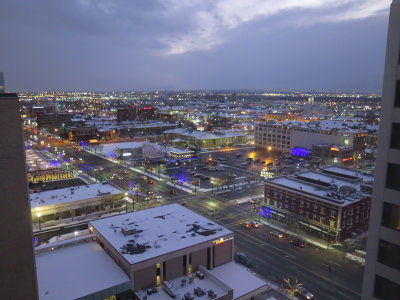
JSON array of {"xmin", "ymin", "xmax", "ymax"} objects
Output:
[{"xmin": 259, "ymin": 219, "xmax": 365, "ymax": 265}]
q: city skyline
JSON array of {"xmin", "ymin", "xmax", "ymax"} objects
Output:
[{"xmin": 0, "ymin": 0, "xmax": 391, "ymax": 93}]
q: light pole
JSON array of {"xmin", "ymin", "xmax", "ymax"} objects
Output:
[
  {"xmin": 211, "ymin": 177, "xmax": 214, "ymax": 194},
  {"xmin": 125, "ymin": 192, "xmax": 129, "ymax": 213},
  {"xmin": 36, "ymin": 212, "xmax": 42, "ymax": 231}
]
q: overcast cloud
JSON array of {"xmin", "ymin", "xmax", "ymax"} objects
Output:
[{"xmin": 0, "ymin": 0, "xmax": 390, "ymax": 92}]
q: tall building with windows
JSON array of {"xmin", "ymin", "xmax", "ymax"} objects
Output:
[
  {"xmin": 0, "ymin": 93, "xmax": 39, "ymax": 299},
  {"xmin": 0, "ymin": 72, "xmax": 5, "ymax": 92},
  {"xmin": 362, "ymin": 1, "xmax": 400, "ymax": 299}
]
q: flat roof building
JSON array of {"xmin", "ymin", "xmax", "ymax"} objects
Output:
[
  {"xmin": 264, "ymin": 166, "xmax": 373, "ymax": 242},
  {"xmin": 89, "ymin": 203, "xmax": 268, "ymax": 297}
]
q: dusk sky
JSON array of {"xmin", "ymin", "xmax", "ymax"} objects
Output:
[{"xmin": 0, "ymin": 0, "xmax": 391, "ymax": 92}]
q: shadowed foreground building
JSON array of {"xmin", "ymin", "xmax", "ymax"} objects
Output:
[
  {"xmin": 362, "ymin": 0, "xmax": 400, "ymax": 299},
  {"xmin": 0, "ymin": 93, "xmax": 39, "ymax": 299}
]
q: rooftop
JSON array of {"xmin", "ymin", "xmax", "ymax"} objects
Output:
[
  {"xmin": 89, "ymin": 203, "xmax": 233, "ymax": 265},
  {"xmin": 266, "ymin": 167, "xmax": 373, "ymax": 206},
  {"xmin": 30, "ymin": 182, "xmax": 123, "ymax": 209},
  {"xmin": 36, "ymin": 241, "xmax": 131, "ymax": 300},
  {"xmin": 209, "ymin": 262, "xmax": 269, "ymax": 299},
  {"xmin": 258, "ymin": 120, "xmax": 369, "ymax": 133}
]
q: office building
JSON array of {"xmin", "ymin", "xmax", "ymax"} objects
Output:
[
  {"xmin": 118, "ymin": 106, "xmax": 137, "ymax": 123},
  {"xmin": 362, "ymin": 1, "xmax": 400, "ymax": 298},
  {"xmin": 36, "ymin": 112, "xmax": 73, "ymax": 133},
  {"xmin": 0, "ymin": 93, "xmax": 39, "ymax": 299},
  {"xmin": 255, "ymin": 120, "xmax": 366, "ymax": 161},
  {"xmin": 0, "ymin": 72, "xmax": 5, "ymax": 92},
  {"xmin": 36, "ymin": 204, "xmax": 268, "ymax": 299},
  {"xmin": 264, "ymin": 166, "xmax": 373, "ymax": 242}
]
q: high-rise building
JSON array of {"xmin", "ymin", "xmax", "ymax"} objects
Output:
[
  {"xmin": 0, "ymin": 72, "xmax": 5, "ymax": 92},
  {"xmin": 0, "ymin": 93, "xmax": 39, "ymax": 299},
  {"xmin": 362, "ymin": 1, "xmax": 400, "ymax": 299}
]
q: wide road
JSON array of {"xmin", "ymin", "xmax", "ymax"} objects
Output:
[{"xmin": 26, "ymin": 130, "xmax": 363, "ymax": 299}]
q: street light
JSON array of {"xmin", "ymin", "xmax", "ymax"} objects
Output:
[{"xmin": 36, "ymin": 212, "xmax": 42, "ymax": 230}]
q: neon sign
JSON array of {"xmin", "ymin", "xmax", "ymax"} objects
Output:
[{"xmin": 258, "ymin": 206, "xmax": 275, "ymax": 219}]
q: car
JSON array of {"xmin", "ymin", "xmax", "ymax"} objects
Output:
[
  {"xmin": 270, "ymin": 231, "xmax": 284, "ymax": 238},
  {"xmin": 291, "ymin": 240, "xmax": 307, "ymax": 248},
  {"xmin": 154, "ymin": 194, "xmax": 162, "ymax": 199},
  {"xmin": 250, "ymin": 221, "xmax": 261, "ymax": 228},
  {"xmin": 170, "ymin": 190, "xmax": 177, "ymax": 195},
  {"xmin": 235, "ymin": 252, "xmax": 252, "ymax": 267},
  {"xmin": 235, "ymin": 154, "xmax": 243, "ymax": 157},
  {"xmin": 148, "ymin": 180, "xmax": 154, "ymax": 184},
  {"xmin": 240, "ymin": 222, "xmax": 251, "ymax": 229},
  {"xmin": 193, "ymin": 174, "xmax": 201, "ymax": 178},
  {"xmin": 143, "ymin": 176, "xmax": 148, "ymax": 180},
  {"xmin": 295, "ymin": 287, "xmax": 314, "ymax": 299},
  {"xmin": 122, "ymin": 170, "xmax": 129, "ymax": 174}
]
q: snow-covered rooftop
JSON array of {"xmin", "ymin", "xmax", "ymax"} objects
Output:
[
  {"xmin": 267, "ymin": 166, "xmax": 373, "ymax": 206},
  {"xmin": 36, "ymin": 241, "xmax": 130, "ymax": 300},
  {"xmin": 259, "ymin": 120, "xmax": 369, "ymax": 133},
  {"xmin": 209, "ymin": 262, "xmax": 268, "ymax": 299},
  {"xmin": 164, "ymin": 128, "xmax": 246, "ymax": 140},
  {"xmin": 30, "ymin": 182, "xmax": 123, "ymax": 209},
  {"xmin": 89, "ymin": 203, "xmax": 233, "ymax": 265}
]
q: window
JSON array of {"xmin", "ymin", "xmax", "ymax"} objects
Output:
[
  {"xmin": 381, "ymin": 202, "xmax": 400, "ymax": 231},
  {"xmin": 378, "ymin": 239, "xmax": 400, "ymax": 271},
  {"xmin": 395, "ymin": 80, "xmax": 400, "ymax": 107},
  {"xmin": 390, "ymin": 123, "xmax": 400, "ymax": 149},
  {"xmin": 374, "ymin": 275, "xmax": 400, "ymax": 299},
  {"xmin": 386, "ymin": 163, "xmax": 400, "ymax": 191}
]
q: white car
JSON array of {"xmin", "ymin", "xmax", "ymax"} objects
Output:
[{"xmin": 155, "ymin": 194, "xmax": 162, "ymax": 199}]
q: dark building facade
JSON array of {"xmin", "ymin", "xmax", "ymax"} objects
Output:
[
  {"xmin": 0, "ymin": 93, "xmax": 39, "ymax": 299},
  {"xmin": 36, "ymin": 112, "xmax": 73, "ymax": 135}
]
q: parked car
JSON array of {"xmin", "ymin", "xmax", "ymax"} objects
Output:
[
  {"xmin": 270, "ymin": 231, "xmax": 284, "ymax": 238},
  {"xmin": 235, "ymin": 252, "xmax": 252, "ymax": 267},
  {"xmin": 170, "ymin": 190, "xmax": 177, "ymax": 195},
  {"xmin": 295, "ymin": 286, "xmax": 314, "ymax": 299},
  {"xmin": 291, "ymin": 240, "xmax": 307, "ymax": 248},
  {"xmin": 250, "ymin": 221, "xmax": 261, "ymax": 228},
  {"xmin": 154, "ymin": 194, "xmax": 162, "ymax": 199},
  {"xmin": 148, "ymin": 180, "xmax": 154, "ymax": 184}
]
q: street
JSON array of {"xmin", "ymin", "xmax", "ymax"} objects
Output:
[{"xmin": 27, "ymin": 130, "xmax": 363, "ymax": 299}]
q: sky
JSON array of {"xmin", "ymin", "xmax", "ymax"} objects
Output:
[{"xmin": 0, "ymin": 0, "xmax": 391, "ymax": 93}]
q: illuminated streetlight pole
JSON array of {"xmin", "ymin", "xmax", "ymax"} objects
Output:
[{"xmin": 36, "ymin": 212, "xmax": 42, "ymax": 231}]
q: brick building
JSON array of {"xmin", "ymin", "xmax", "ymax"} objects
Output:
[{"xmin": 264, "ymin": 166, "xmax": 373, "ymax": 242}]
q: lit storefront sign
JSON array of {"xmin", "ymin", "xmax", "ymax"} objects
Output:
[
  {"xmin": 28, "ymin": 170, "xmax": 74, "ymax": 183},
  {"xmin": 213, "ymin": 236, "xmax": 234, "ymax": 245}
]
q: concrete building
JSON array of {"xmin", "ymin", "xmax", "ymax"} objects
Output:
[
  {"xmin": 164, "ymin": 128, "xmax": 248, "ymax": 149},
  {"xmin": 118, "ymin": 106, "xmax": 137, "ymax": 123},
  {"xmin": 254, "ymin": 120, "xmax": 367, "ymax": 161},
  {"xmin": 30, "ymin": 182, "xmax": 125, "ymax": 230},
  {"xmin": 36, "ymin": 112, "xmax": 73, "ymax": 134},
  {"xmin": 67, "ymin": 126, "xmax": 98, "ymax": 141},
  {"xmin": 89, "ymin": 203, "xmax": 268, "ymax": 298},
  {"xmin": 264, "ymin": 166, "xmax": 373, "ymax": 242},
  {"xmin": 311, "ymin": 144, "xmax": 354, "ymax": 166},
  {"xmin": 362, "ymin": 1, "xmax": 400, "ymax": 299},
  {"xmin": 0, "ymin": 93, "xmax": 39, "ymax": 299},
  {"xmin": 0, "ymin": 71, "xmax": 5, "ymax": 92}
]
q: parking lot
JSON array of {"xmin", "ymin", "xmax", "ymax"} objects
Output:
[{"xmin": 165, "ymin": 147, "xmax": 288, "ymax": 190}]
